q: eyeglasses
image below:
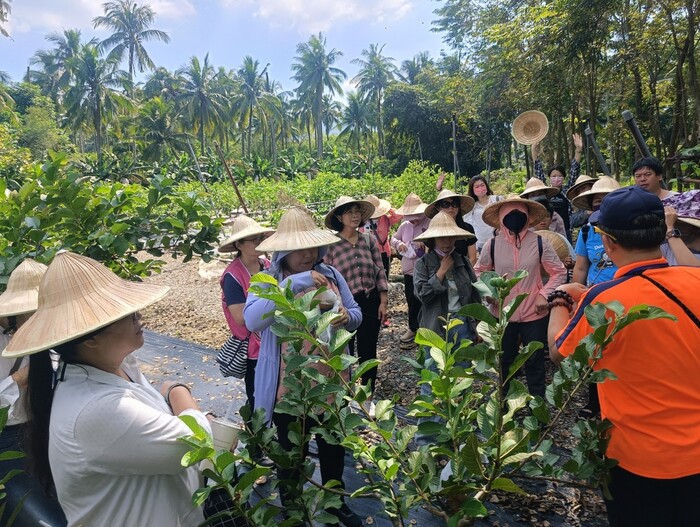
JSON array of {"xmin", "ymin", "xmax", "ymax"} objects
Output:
[
  {"xmin": 593, "ymin": 225, "xmax": 617, "ymax": 242},
  {"xmin": 240, "ymin": 235, "xmax": 266, "ymax": 244},
  {"xmin": 438, "ymin": 200, "xmax": 460, "ymax": 209}
]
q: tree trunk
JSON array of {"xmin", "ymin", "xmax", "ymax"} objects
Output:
[
  {"xmin": 200, "ymin": 112, "xmax": 205, "ymax": 156},
  {"xmin": 247, "ymin": 109, "xmax": 253, "ymax": 158},
  {"xmin": 377, "ymin": 89, "xmax": 384, "ymax": 157},
  {"xmin": 685, "ymin": 0, "xmax": 700, "ymax": 144},
  {"xmin": 316, "ymin": 86, "xmax": 323, "ymax": 158}
]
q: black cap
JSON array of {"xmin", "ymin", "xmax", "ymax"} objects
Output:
[{"xmin": 589, "ymin": 186, "xmax": 664, "ymax": 229}]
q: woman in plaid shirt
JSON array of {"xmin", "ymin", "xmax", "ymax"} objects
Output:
[{"xmin": 324, "ymin": 196, "xmax": 389, "ymax": 410}]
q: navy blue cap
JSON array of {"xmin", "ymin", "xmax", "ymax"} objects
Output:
[{"xmin": 590, "ymin": 186, "xmax": 664, "ymax": 229}]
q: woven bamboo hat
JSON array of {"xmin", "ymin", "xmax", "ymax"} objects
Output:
[
  {"xmin": 536, "ymin": 230, "xmax": 570, "ymax": 262},
  {"xmin": 218, "ymin": 215, "xmax": 275, "ymax": 253},
  {"xmin": 520, "ymin": 178, "xmax": 560, "ymax": 199},
  {"xmin": 511, "ymin": 111, "xmax": 549, "ymax": 145},
  {"xmin": 572, "ymin": 176, "xmax": 621, "ymax": 211},
  {"xmin": 566, "ymin": 174, "xmax": 598, "ymax": 201},
  {"xmin": 0, "ymin": 259, "xmax": 48, "ymax": 317},
  {"xmin": 414, "ymin": 211, "xmax": 476, "ymax": 242},
  {"xmin": 256, "ymin": 207, "xmax": 340, "ymax": 252},
  {"xmin": 482, "ymin": 194, "xmax": 548, "ymax": 228},
  {"xmin": 395, "ymin": 192, "xmax": 427, "ymax": 218},
  {"xmin": 425, "ymin": 189, "xmax": 476, "ymax": 218},
  {"xmin": 3, "ymin": 252, "xmax": 170, "ymax": 358},
  {"xmin": 325, "ymin": 196, "xmax": 375, "ymax": 230},
  {"xmin": 365, "ymin": 195, "xmax": 392, "ymax": 219}
]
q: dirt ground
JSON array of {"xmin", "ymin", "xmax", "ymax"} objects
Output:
[{"xmin": 139, "ymin": 252, "xmax": 608, "ymax": 526}]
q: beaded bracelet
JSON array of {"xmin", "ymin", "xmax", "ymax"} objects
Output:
[
  {"xmin": 546, "ymin": 289, "xmax": 574, "ymax": 306},
  {"xmin": 165, "ymin": 382, "xmax": 191, "ymax": 409},
  {"xmin": 547, "ymin": 300, "xmax": 573, "ymax": 313}
]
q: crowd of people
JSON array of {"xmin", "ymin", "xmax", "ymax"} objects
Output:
[{"xmin": 1, "ymin": 152, "xmax": 699, "ymax": 526}]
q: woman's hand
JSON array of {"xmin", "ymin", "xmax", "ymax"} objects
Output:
[
  {"xmin": 534, "ymin": 294, "xmax": 549, "ymax": 314},
  {"xmin": 378, "ymin": 301, "xmax": 388, "ymax": 325},
  {"xmin": 563, "ymin": 255, "xmax": 575, "ymax": 269},
  {"xmin": 573, "ymin": 133, "xmax": 583, "ymax": 152},
  {"xmin": 397, "ymin": 241, "xmax": 407, "ymax": 253},
  {"xmin": 11, "ymin": 366, "xmax": 28, "ymax": 389},
  {"xmin": 664, "ymin": 206, "xmax": 677, "ymax": 231},
  {"xmin": 331, "ymin": 306, "xmax": 349, "ymax": 327},
  {"xmin": 436, "ymin": 254, "xmax": 454, "ymax": 281},
  {"xmin": 311, "ymin": 270, "xmax": 329, "ymax": 288}
]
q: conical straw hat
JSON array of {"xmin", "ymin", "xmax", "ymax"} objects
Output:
[
  {"xmin": 365, "ymin": 195, "xmax": 392, "ymax": 219},
  {"xmin": 414, "ymin": 211, "xmax": 476, "ymax": 241},
  {"xmin": 424, "ymin": 189, "xmax": 476, "ymax": 218},
  {"xmin": 3, "ymin": 252, "xmax": 170, "ymax": 358},
  {"xmin": 571, "ymin": 176, "xmax": 621, "ymax": 211},
  {"xmin": 0, "ymin": 259, "xmax": 48, "ymax": 317},
  {"xmin": 325, "ymin": 196, "xmax": 375, "ymax": 230},
  {"xmin": 511, "ymin": 110, "xmax": 549, "ymax": 145},
  {"xmin": 566, "ymin": 174, "xmax": 598, "ymax": 201},
  {"xmin": 395, "ymin": 192, "xmax": 427, "ymax": 217},
  {"xmin": 482, "ymin": 194, "xmax": 549, "ymax": 228},
  {"xmin": 218, "ymin": 215, "xmax": 275, "ymax": 253},
  {"xmin": 256, "ymin": 207, "xmax": 340, "ymax": 252},
  {"xmin": 520, "ymin": 178, "xmax": 560, "ymax": 199},
  {"xmin": 536, "ymin": 230, "xmax": 570, "ymax": 262}
]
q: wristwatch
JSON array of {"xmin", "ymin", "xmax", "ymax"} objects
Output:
[{"xmin": 666, "ymin": 228, "xmax": 681, "ymax": 239}]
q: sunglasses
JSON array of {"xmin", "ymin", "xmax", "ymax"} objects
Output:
[
  {"xmin": 593, "ymin": 225, "xmax": 617, "ymax": 242},
  {"xmin": 438, "ymin": 200, "xmax": 460, "ymax": 209},
  {"xmin": 240, "ymin": 235, "xmax": 266, "ymax": 244}
]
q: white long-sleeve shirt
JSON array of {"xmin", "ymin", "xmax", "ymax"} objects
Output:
[{"xmin": 0, "ymin": 332, "xmax": 27, "ymax": 426}]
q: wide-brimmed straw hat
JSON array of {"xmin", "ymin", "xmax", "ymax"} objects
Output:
[
  {"xmin": 3, "ymin": 252, "xmax": 170, "ymax": 358},
  {"xmin": 520, "ymin": 178, "xmax": 560, "ymax": 199},
  {"xmin": 511, "ymin": 110, "xmax": 549, "ymax": 145},
  {"xmin": 482, "ymin": 194, "xmax": 548, "ymax": 228},
  {"xmin": 536, "ymin": 230, "xmax": 570, "ymax": 262},
  {"xmin": 566, "ymin": 174, "xmax": 598, "ymax": 201},
  {"xmin": 218, "ymin": 215, "xmax": 275, "ymax": 253},
  {"xmin": 256, "ymin": 207, "xmax": 340, "ymax": 252},
  {"xmin": 424, "ymin": 189, "xmax": 476, "ymax": 218},
  {"xmin": 325, "ymin": 196, "xmax": 375, "ymax": 230},
  {"xmin": 571, "ymin": 176, "xmax": 621, "ymax": 211},
  {"xmin": 0, "ymin": 259, "xmax": 48, "ymax": 317},
  {"xmin": 414, "ymin": 211, "xmax": 476, "ymax": 242},
  {"xmin": 365, "ymin": 195, "xmax": 392, "ymax": 219},
  {"xmin": 395, "ymin": 192, "xmax": 427, "ymax": 218}
]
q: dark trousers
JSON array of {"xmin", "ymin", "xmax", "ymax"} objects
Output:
[
  {"xmin": 604, "ymin": 466, "xmax": 700, "ymax": 526},
  {"xmin": 381, "ymin": 253, "xmax": 391, "ymax": 281},
  {"xmin": 501, "ymin": 316, "xmax": 548, "ymax": 398},
  {"xmin": 272, "ymin": 412, "xmax": 346, "ymax": 504},
  {"xmin": 244, "ymin": 358, "xmax": 257, "ymax": 411},
  {"xmin": 350, "ymin": 288, "xmax": 381, "ymax": 388},
  {"xmin": 403, "ymin": 274, "xmax": 421, "ymax": 332}
]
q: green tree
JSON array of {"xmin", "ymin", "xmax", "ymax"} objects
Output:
[
  {"xmin": 0, "ymin": 0, "xmax": 11, "ymax": 38},
  {"xmin": 175, "ymin": 54, "xmax": 227, "ymax": 156},
  {"xmin": 93, "ymin": 0, "xmax": 170, "ymax": 89},
  {"xmin": 339, "ymin": 91, "xmax": 373, "ymax": 153},
  {"xmin": 291, "ymin": 33, "xmax": 346, "ymax": 158},
  {"xmin": 352, "ymin": 43, "xmax": 397, "ymax": 156},
  {"xmin": 18, "ymin": 95, "xmax": 69, "ymax": 157},
  {"xmin": 138, "ymin": 96, "xmax": 188, "ymax": 162},
  {"xmin": 399, "ymin": 51, "xmax": 433, "ymax": 85},
  {"xmin": 321, "ymin": 93, "xmax": 341, "ymax": 141}
]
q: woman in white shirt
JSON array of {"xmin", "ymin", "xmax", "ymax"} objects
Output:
[
  {"xmin": 464, "ymin": 176, "xmax": 501, "ymax": 252},
  {"xmin": 3, "ymin": 252, "xmax": 212, "ymax": 527}
]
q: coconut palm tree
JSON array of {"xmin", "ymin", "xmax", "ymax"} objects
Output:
[
  {"xmin": 138, "ymin": 96, "xmax": 189, "ymax": 161},
  {"xmin": 0, "ymin": 0, "xmax": 11, "ymax": 38},
  {"xmin": 63, "ymin": 45, "xmax": 130, "ymax": 166},
  {"xmin": 321, "ymin": 94, "xmax": 342, "ymax": 140},
  {"xmin": 399, "ymin": 51, "xmax": 433, "ymax": 85},
  {"xmin": 143, "ymin": 66, "xmax": 180, "ymax": 101},
  {"xmin": 0, "ymin": 70, "xmax": 14, "ymax": 115},
  {"xmin": 352, "ymin": 43, "xmax": 397, "ymax": 157},
  {"xmin": 339, "ymin": 91, "xmax": 373, "ymax": 153},
  {"xmin": 175, "ymin": 54, "xmax": 227, "ymax": 156},
  {"xmin": 93, "ymin": 0, "xmax": 170, "ymax": 89},
  {"xmin": 291, "ymin": 33, "xmax": 346, "ymax": 158}
]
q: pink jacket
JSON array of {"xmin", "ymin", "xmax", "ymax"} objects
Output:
[
  {"xmin": 474, "ymin": 202, "xmax": 566, "ymax": 322},
  {"xmin": 390, "ymin": 217, "xmax": 431, "ymax": 275},
  {"xmin": 362, "ymin": 209, "xmax": 403, "ymax": 256}
]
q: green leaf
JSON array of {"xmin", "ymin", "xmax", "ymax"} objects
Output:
[
  {"xmin": 414, "ymin": 328, "xmax": 445, "ymax": 349},
  {"xmin": 251, "ymin": 272, "xmax": 278, "ymax": 286},
  {"xmin": 458, "ymin": 498, "xmax": 488, "ymax": 518},
  {"xmin": 491, "ymin": 477, "xmax": 527, "ymax": 495},
  {"xmin": 457, "ymin": 303, "xmax": 498, "ymax": 325}
]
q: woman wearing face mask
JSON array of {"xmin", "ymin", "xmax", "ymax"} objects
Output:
[
  {"xmin": 475, "ymin": 196, "xmax": 567, "ymax": 398},
  {"xmin": 465, "ymin": 176, "xmax": 502, "ymax": 252},
  {"xmin": 424, "ymin": 189, "xmax": 478, "ymax": 265}
]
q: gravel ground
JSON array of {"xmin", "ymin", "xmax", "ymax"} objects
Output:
[{"xmin": 139, "ymin": 252, "xmax": 607, "ymax": 526}]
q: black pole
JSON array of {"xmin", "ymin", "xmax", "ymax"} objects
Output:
[
  {"xmin": 584, "ymin": 127, "xmax": 611, "ymax": 176},
  {"xmin": 622, "ymin": 110, "xmax": 652, "ymax": 158}
]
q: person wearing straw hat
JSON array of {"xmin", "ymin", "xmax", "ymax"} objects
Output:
[
  {"xmin": 217, "ymin": 215, "xmax": 274, "ymax": 455},
  {"xmin": 324, "ymin": 197, "xmax": 388, "ymax": 409},
  {"xmin": 361, "ymin": 194, "xmax": 402, "ymax": 281},
  {"xmin": 425, "ymin": 189, "xmax": 478, "ymax": 265},
  {"xmin": 465, "ymin": 176, "xmax": 503, "ymax": 253},
  {"xmin": 390, "ymin": 193, "xmax": 430, "ymax": 347},
  {"xmin": 532, "ymin": 133, "xmax": 584, "ymax": 241},
  {"xmin": 0, "ymin": 259, "xmax": 67, "ymax": 526},
  {"xmin": 3, "ymin": 252, "xmax": 211, "ymax": 527},
  {"xmin": 244, "ymin": 207, "xmax": 363, "ymax": 527},
  {"xmin": 662, "ymin": 190, "xmax": 700, "ymax": 266},
  {"xmin": 474, "ymin": 196, "xmax": 566, "ymax": 398},
  {"xmin": 566, "ymin": 174, "xmax": 599, "ymax": 229}
]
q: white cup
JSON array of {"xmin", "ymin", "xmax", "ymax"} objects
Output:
[{"xmin": 210, "ymin": 418, "xmax": 242, "ymax": 451}]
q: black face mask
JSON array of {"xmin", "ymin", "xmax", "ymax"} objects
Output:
[{"xmin": 503, "ymin": 210, "xmax": 528, "ymax": 234}]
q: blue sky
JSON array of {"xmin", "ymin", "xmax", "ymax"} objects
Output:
[{"xmin": 1, "ymin": 0, "xmax": 449, "ymax": 96}]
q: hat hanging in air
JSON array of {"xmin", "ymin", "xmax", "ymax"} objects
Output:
[
  {"xmin": 364, "ymin": 195, "xmax": 392, "ymax": 219},
  {"xmin": 520, "ymin": 178, "xmax": 560, "ymax": 199},
  {"xmin": 218, "ymin": 215, "xmax": 275, "ymax": 253},
  {"xmin": 536, "ymin": 230, "xmax": 571, "ymax": 263},
  {"xmin": 3, "ymin": 252, "xmax": 170, "ymax": 358},
  {"xmin": 424, "ymin": 189, "xmax": 475, "ymax": 218},
  {"xmin": 571, "ymin": 176, "xmax": 621, "ymax": 211},
  {"xmin": 257, "ymin": 207, "xmax": 340, "ymax": 252},
  {"xmin": 566, "ymin": 174, "xmax": 598, "ymax": 201},
  {"xmin": 0, "ymin": 259, "xmax": 48, "ymax": 317},
  {"xmin": 414, "ymin": 211, "xmax": 476, "ymax": 242},
  {"xmin": 482, "ymin": 194, "xmax": 549, "ymax": 228},
  {"xmin": 324, "ymin": 196, "xmax": 375, "ymax": 231},
  {"xmin": 511, "ymin": 110, "xmax": 549, "ymax": 145},
  {"xmin": 395, "ymin": 192, "xmax": 427, "ymax": 218}
]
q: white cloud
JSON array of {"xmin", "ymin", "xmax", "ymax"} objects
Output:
[
  {"xmin": 220, "ymin": 0, "xmax": 413, "ymax": 33},
  {"xmin": 7, "ymin": 0, "xmax": 195, "ymax": 34}
]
